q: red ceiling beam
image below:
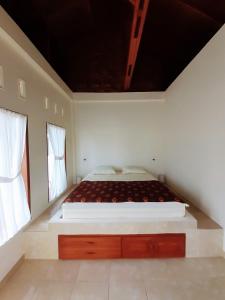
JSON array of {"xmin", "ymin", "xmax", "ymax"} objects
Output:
[{"xmin": 124, "ymin": 0, "xmax": 150, "ymax": 90}]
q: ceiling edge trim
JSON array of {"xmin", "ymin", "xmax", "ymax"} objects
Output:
[
  {"xmin": 73, "ymin": 92, "xmax": 166, "ymax": 103},
  {"xmin": 75, "ymin": 99, "xmax": 165, "ymax": 104}
]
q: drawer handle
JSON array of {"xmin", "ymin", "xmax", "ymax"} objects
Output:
[
  {"xmin": 87, "ymin": 241, "xmax": 95, "ymax": 245},
  {"xmin": 86, "ymin": 251, "xmax": 95, "ymax": 255}
]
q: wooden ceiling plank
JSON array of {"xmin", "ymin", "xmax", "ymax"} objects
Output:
[
  {"xmin": 124, "ymin": 0, "xmax": 150, "ymax": 90},
  {"xmin": 129, "ymin": 0, "xmax": 135, "ymax": 5}
]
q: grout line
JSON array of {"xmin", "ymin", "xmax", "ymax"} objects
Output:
[
  {"xmin": 108, "ymin": 281, "xmax": 110, "ymax": 300},
  {"xmin": 145, "ymin": 286, "xmax": 149, "ymax": 300}
]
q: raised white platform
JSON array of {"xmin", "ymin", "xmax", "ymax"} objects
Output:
[
  {"xmin": 49, "ymin": 209, "xmax": 197, "ymax": 234},
  {"xmin": 23, "ymin": 187, "xmax": 224, "ymax": 259}
]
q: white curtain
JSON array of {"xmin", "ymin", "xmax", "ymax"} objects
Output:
[
  {"xmin": 0, "ymin": 108, "xmax": 31, "ymax": 247},
  {"xmin": 47, "ymin": 124, "xmax": 67, "ymax": 201}
]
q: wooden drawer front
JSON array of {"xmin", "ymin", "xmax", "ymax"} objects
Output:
[
  {"xmin": 58, "ymin": 235, "xmax": 121, "ymax": 259},
  {"xmin": 122, "ymin": 234, "xmax": 185, "ymax": 258}
]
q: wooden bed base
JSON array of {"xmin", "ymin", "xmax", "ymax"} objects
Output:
[{"xmin": 58, "ymin": 234, "xmax": 185, "ymax": 259}]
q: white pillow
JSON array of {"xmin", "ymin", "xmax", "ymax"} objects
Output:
[
  {"xmin": 122, "ymin": 166, "xmax": 147, "ymax": 174},
  {"xmin": 92, "ymin": 166, "xmax": 116, "ymax": 175}
]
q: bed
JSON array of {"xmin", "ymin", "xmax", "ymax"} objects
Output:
[
  {"xmin": 62, "ymin": 171, "xmax": 188, "ymax": 219},
  {"xmin": 59, "ymin": 169, "xmax": 188, "ymax": 259}
]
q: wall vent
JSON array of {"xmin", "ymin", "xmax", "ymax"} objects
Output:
[
  {"xmin": 44, "ymin": 97, "xmax": 49, "ymax": 110},
  {"xmin": 54, "ymin": 103, "xmax": 58, "ymax": 114},
  {"xmin": 18, "ymin": 79, "xmax": 26, "ymax": 99},
  {"xmin": 0, "ymin": 66, "xmax": 4, "ymax": 89}
]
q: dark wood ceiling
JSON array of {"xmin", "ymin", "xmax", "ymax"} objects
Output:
[{"xmin": 0, "ymin": 0, "xmax": 224, "ymax": 92}]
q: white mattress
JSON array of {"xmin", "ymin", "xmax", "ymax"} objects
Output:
[{"xmin": 62, "ymin": 201, "xmax": 188, "ymax": 219}]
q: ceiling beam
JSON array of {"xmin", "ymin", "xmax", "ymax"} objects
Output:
[{"xmin": 124, "ymin": 0, "xmax": 150, "ymax": 90}]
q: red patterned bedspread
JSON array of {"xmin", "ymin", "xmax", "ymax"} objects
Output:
[{"xmin": 64, "ymin": 181, "xmax": 181, "ymax": 203}]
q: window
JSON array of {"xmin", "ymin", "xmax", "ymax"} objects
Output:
[
  {"xmin": 47, "ymin": 123, "xmax": 67, "ymax": 201},
  {"xmin": 0, "ymin": 108, "xmax": 31, "ymax": 246}
]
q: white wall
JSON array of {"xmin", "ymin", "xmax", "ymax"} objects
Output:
[
  {"xmin": 74, "ymin": 94, "xmax": 165, "ymax": 178},
  {"xmin": 165, "ymin": 25, "xmax": 225, "ymax": 249},
  {"xmin": 0, "ymin": 7, "xmax": 72, "ymax": 99},
  {"xmin": 0, "ymin": 233, "xmax": 24, "ymax": 282},
  {"xmin": 0, "ymin": 8, "xmax": 73, "ymax": 281}
]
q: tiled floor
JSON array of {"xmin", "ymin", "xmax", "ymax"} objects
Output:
[{"xmin": 0, "ymin": 258, "xmax": 225, "ymax": 299}]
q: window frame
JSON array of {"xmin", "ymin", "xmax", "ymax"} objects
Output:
[{"xmin": 21, "ymin": 122, "xmax": 31, "ymax": 210}]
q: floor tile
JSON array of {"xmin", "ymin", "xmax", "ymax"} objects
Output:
[
  {"xmin": 34, "ymin": 281, "xmax": 74, "ymax": 300},
  {"xmin": 146, "ymin": 279, "xmax": 192, "ymax": 300},
  {"xmin": 141, "ymin": 257, "xmax": 225, "ymax": 283},
  {"xmin": 140, "ymin": 259, "xmax": 171, "ymax": 282},
  {"xmin": 9, "ymin": 260, "xmax": 53, "ymax": 283},
  {"xmin": 110, "ymin": 260, "xmax": 142, "ymax": 283},
  {"xmin": 109, "ymin": 281, "xmax": 147, "ymax": 300},
  {"xmin": 77, "ymin": 260, "xmax": 111, "ymax": 283},
  {"xmin": 45, "ymin": 260, "xmax": 80, "ymax": 282},
  {"xmin": 70, "ymin": 282, "xmax": 108, "ymax": 300},
  {"xmin": 146, "ymin": 277, "xmax": 225, "ymax": 300}
]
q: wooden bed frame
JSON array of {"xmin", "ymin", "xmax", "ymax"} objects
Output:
[{"xmin": 58, "ymin": 233, "xmax": 185, "ymax": 259}]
